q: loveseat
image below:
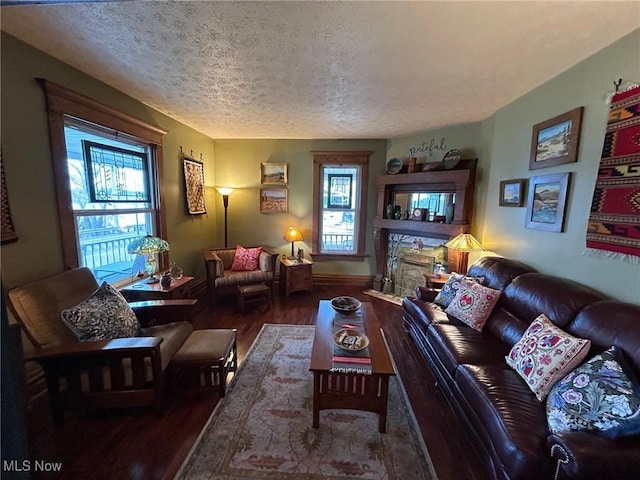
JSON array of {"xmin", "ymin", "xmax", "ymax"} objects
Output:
[
  {"xmin": 402, "ymin": 256, "xmax": 640, "ymax": 480},
  {"xmin": 202, "ymin": 246, "xmax": 278, "ymax": 304}
]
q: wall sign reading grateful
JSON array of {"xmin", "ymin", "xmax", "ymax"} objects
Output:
[{"xmin": 408, "ymin": 137, "xmax": 447, "ymax": 159}]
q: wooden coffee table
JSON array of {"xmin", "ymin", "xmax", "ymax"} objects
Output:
[{"xmin": 310, "ymin": 300, "xmax": 395, "ymax": 432}]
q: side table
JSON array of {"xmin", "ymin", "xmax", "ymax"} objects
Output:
[
  {"xmin": 120, "ymin": 276, "xmax": 195, "ymax": 302},
  {"xmin": 423, "ymin": 273, "xmax": 450, "ymax": 292},
  {"xmin": 279, "ymin": 257, "xmax": 313, "ymax": 296}
]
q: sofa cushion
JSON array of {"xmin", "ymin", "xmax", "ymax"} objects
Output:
[
  {"xmin": 501, "ymin": 273, "xmax": 606, "ymax": 328},
  {"xmin": 445, "ymin": 280, "xmax": 501, "ymax": 331},
  {"xmin": 546, "ymin": 346, "xmax": 640, "ymax": 439},
  {"xmin": 506, "ymin": 313, "xmax": 591, "ymax": 401},
  {"xmin": 231, "ymin": 245, "xmax": 262, "ymax": 271},
  {"xmin": 427, "ymin": 323, "xmax": 509, "ymax": 376},
  {"xmin": 456, "ymin": 364, "xmax": 553, "ymax": 480},
  {"xmin": 466, "ymin": 255, "xmax": 536, "ymax": 291},
  {"xmin": 61, "ymin": 282, "xmax": 140, "ymax": 342}
]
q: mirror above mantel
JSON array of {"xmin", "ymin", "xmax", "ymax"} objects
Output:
[{"xmin": 372, "ymin": 159, "xmax": 477, "ymax": 291}]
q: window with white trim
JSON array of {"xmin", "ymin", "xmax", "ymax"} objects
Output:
[{"xmin": 312, "ymin": 151, "xmax": 371, "ymax": 259}]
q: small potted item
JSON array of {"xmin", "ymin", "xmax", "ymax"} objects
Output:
[{"xmin": 160, "ymin": 271, "xmax": 172, "ymax": 288}]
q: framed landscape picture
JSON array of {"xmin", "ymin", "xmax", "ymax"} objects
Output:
[
  {"xmin": 499, "ymin": 179, "xmax": 526, "ymax": 207},
  {"xmin": 529, "ymin": 107, "xmax": 583, "ymax": 170},
  {"xmin": 260, "ymin": 188, "xmax": 288, "ymax": 213},
  {"xmin": 261, "ymin": 162, "xmax": 288, "ymax": 185},
  {"xmin": 525, "ymin": 172, "xmax": 571, "ymax": 232}
]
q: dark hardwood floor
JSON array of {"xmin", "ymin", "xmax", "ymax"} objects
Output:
[{"xmin": 23, "ymin": 285, "xmax": 489, "ymax": 480}]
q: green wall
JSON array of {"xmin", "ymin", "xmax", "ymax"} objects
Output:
[
  {"xmin": 1, "ymin": 33, "xmax": 217, "ymax": 289},
  {"xmin": 213, "ymin": 139, "xmax": 387, "ymax": 275},
  {"xmin": 387, "ymin": 29, "xmax": 640, "ymax": 303}
]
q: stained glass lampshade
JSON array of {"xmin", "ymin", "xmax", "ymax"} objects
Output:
[
  {"xmin": 127, "ymin": 235, "xmax": 170, "ymax": 283},
  {"xmin": 444, "ymin": 233, "xmax": 486, "ymax": 274}
]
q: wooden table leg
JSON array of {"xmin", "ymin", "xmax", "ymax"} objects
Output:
[
  {"xmin": 313, "ymin": 372, "xmax": 320, "ymax": 428},
  {"xmin": 378, "ymin": 376, "xmax": 390, "ymax": 433}
]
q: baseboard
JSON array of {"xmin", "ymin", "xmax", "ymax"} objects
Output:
[{"xmin": 311, "ymin": 274, "xmax": 374, "ymax": 288}]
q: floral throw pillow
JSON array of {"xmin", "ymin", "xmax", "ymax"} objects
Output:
[
  {"xmin": 546, "ymin": 346, "xmax": 640, "ymax": 438},
  {"xmin": 506, "ymin": 313, "xmax": 591, "ymax": 401},
  {"xmin": 61, "ymin": 282, "xmax": 140, "ymax": 342},
  {"xmin": 433, "ymin": 273, "xmax": 466, "ymax": 308},
  {"xmin": 444, "ymin": 280, "xmax": 501, "ymax": 331},
  {"xmin": 231, "ymin": 245, "xmax": 262, "ymax": 271}
]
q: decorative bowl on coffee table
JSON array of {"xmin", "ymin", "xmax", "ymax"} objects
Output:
[
  {"xmin": 330, "ymin": 296, "xmax": 361, "ymax": 314},
  {"xmin": 333, "ymin": 328, "xmax": 369, "ymax": 352}
]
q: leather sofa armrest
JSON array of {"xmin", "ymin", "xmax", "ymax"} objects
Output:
[
  {"xmin": 416, "ymin": 286, "xmax": 438, "ymax": 302},
  {"xmin": 548, "ymin": 432, "xmax": 640, "ymax": 480},
  {"xmin": 202, "ymin": 248, "xmax": 224, "ymax": 281}
]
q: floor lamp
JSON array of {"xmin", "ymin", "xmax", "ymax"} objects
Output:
[
  {"xmin": 444, "ymin": 233, "xmax": 486, "ymax": 274},
  {"xmin": 216, "ymin": 187, "xmax": 234, "ymax": 248}
]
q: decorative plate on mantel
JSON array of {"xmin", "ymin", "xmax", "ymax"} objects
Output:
[
  {"xmin": 386, "ymin": 158, "xmax": 402, "ymax": 174},
  {"xmin": 442, "ymin": 149, "xmax": 461, "ymax": 169}
]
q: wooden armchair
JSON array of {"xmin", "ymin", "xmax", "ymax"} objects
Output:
[
  {"xmin": 202, "ymin": 246, "xmax": 278, "ymax": 304},
  {"xmin": 6, "ymin": 267, "xmax": 196, "ymax": 424}
]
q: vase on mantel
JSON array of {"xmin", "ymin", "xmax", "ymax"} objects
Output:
[
  {"xmin": 386, "ymin": 203, "xmax": 395, "ymax": 220},
  {"xmin": 445, "ymin": 203, "xmax": 455, "ymax": 224}
]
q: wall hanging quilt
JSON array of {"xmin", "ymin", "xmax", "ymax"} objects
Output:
[{"xmin": 585, "ymin": 85, "xmax": 640, "ymax": 262}]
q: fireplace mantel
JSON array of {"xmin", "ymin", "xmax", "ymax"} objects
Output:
[{"xmin": 372, "ymin": 159, "xmax": 477, "ymax": 290}]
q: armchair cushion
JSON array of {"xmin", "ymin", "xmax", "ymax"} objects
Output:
[
  {"xmin": 61, "ymin": 282, "xmax": 140, "ymax": 342},
  {"xmin": 230, "ymin": 245, "xmax": 262, "ymax": 271}
]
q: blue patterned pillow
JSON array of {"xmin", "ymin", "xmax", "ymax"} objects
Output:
[
  {"xmin": 434, "ymin": 273, "xmax": 483, "ymax": 308},
  {"xmin": 62, "ymin": 282, "xmax": 140, "ymax": 342},
  {"xmin": 546, "ymin": 346, "xmax": 640, "ymax": 439}
]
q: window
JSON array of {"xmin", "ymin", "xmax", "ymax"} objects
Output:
[
  {"xmin": 312, "ymin": 151, "xmax": 371, "ymax": 259},
  {"xmin": 40, "ymin": 79, "xmax": 167, "ymax": 285}
]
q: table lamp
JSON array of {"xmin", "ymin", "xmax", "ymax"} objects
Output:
[
  {"xmin": 283, "ymin": 226, "xmax": 303, "ymax": 259},
  {"xmin": 127, "ymin": 234, "xmax": 170, "ymax": 283},
  {"xmin": 444, "ymin": 233, "xmax": 486, "ymax": 274}
]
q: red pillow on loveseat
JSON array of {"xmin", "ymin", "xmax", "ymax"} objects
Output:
[{"xmin": 231, "ymin": 245, "xmax": 262, "ymax": 271}]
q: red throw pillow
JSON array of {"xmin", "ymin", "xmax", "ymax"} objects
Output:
[{"xmin": 230, "ymin": 245, "xmax": 262, "ymax": 271}]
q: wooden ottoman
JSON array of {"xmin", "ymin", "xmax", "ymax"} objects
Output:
[
  {"xmin": 237, "ymin": 283, "xmax": 271, "ymax": 313},
  {"xmin": 169, "ymin": 329, "xmax": 237, "ymax": 396}
]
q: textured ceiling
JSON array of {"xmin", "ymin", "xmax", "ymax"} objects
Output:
[{"xmin": 1, "ymin": 1, "xmax": 639, "ymax": 139}]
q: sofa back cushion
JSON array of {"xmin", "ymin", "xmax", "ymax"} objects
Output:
[
  {"xmin": 467, "ymin": 255, "xmax": 536, "ymax": 291},
  {"xmin": 500, "ymin": 273, "xmax": 606, "ymax": 329},
  {"xmin": 567, "ymin": 300, "xmax": 640, "ymax": 372}
]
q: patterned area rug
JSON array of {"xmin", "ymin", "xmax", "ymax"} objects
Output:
[
  {"xmin": 362, "ymin": 289, "xmax": 404, "ymax": 306},
  {"xmin": 586, "ymin": 84, "xmax": 640, "ymax": 261},
  {"xmin": 175, "ymin": 324, "xmax": 436, "ymax": 480}
]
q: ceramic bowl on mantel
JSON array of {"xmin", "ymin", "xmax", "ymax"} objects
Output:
[{"xmin": 330, "ymin": 296, "xmax": 361, "ymax": 314}]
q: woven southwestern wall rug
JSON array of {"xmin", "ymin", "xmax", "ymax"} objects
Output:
[
  {"xmin": 586, "ymin": 85, "xmax": 640, "ymax": 261},
  {"xmin": 175, "ymin": 324, "xmax": 436, "ymax": 480}
]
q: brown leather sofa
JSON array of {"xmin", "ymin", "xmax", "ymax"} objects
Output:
[{"xmin": 402, "ymin": 256, "xmax": 640, "ymax": 480}]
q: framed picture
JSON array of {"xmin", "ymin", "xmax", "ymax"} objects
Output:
[
  {"xmin": 260, "ymin": 188, "xmax": 288, "ymax": 213},
  {"xmin": 182, "ymin": 155, "xmax": 206, "ymax": 214},
  {"xmin": 499, "ymin": 179, "xmax": 526, "ymax": 207},
  {"xmin": 529, "ymin": 107, "xmax": 583, "ymax": 170},
  {"xmin": 261, "ymin": 162, "xmax": 288, "ymax": 185},
  {"xmin": 525, "ymin": 172, "xmax": 571, "ymax": 232}
]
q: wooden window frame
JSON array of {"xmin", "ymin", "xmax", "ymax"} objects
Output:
[
  {"xmin": 311, "ymin": 151, "xmax": 371, "ymax": 261},
  {"xmin": 39, "ymin": 79, "xmax": 169, "ymax": 271}
]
